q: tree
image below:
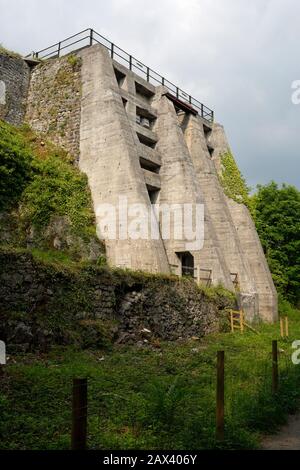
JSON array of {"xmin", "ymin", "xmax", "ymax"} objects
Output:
[{"xmin": 253, "ymin": 182, "xmax": 300, "ymax": 306}]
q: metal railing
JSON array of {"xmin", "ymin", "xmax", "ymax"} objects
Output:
[{"xmin": 26, "ymin": 28, "xmax": 214, "ymax": 123}]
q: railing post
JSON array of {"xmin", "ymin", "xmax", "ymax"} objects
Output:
[
  {"xmin": 216, "ymin": 351, "xmax": 225, "ymax": 441},
  {"xmin": 90, "ymin": 29, "xmax": 93, "ymax": 46},
  {"xmin": 189, "ymin": 95, "xmax": 192, "ymax": 104},
  {"xmin": 197, "ymin": 266, "xmax": 200, "ymax": 285},
  {"xmin": 162, "ymin": 77, "xmax": 165, "ymax": 86},
  {"xmin": 201, "ymin": 103, "xmax": 204, "ymax": 118},
  {"xmin": 111, "ymin": 43, "xmax": 114, "ymax": 59},
  {"xmin": 129, "ymin": 55, "xmax": 132, "ymax": 70},
  {"xmin": 272, "ymin": 340, "xmax": 279, "ymax": 394},
  {"xmin": 58, "ymin": 42, "xmax": 61, "ymax": 58},
  {"xmin": 71, "ymin": 378, "xmax": 88, "ymax": 450},
  {"xmin": 146, "ymin": 67, "xmax": 150, "ymax": 82},
  {"xmin": 176, "ymin": 87, "xmax": 179, "ymax": 99}
]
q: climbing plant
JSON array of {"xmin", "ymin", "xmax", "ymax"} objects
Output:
[{"xmin": 218, "ymin": 151, "xmax": 254, "ymax": 215}]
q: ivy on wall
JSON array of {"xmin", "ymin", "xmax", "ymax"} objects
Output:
[
  {"xmin": 218, "ymin": 151, "xmax": 254, "ymax": 215},
  {"xmin": 0, "ymin": 120, "xmax": 104, "ymax": 260}
]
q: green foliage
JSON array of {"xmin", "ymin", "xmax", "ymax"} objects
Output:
[
  {"xmin": 20, "ymin": 155, "xmax": 94, "ymax": 236},
  {"xmin": 0, "ymin": 120, "xmax": 102, "ymax": 260},
  {"xmin": 278, "ymin": 294, "xmax": 300, "ymax": 319},
  {"xmin": 0, "ymin": 121, "xmax": 33, "ymax": 210},
  {"xmin": 253, "ymin": 182, "xmax": 300, "ymax": 306},
  {"xmin": 219, "ymin": 151, "xmax": 254, "ymax": 214},
  {"xmin": 67, "ymin": 54, "xmax": 80, "ymax": 68},
  {"xmin": 1, "ymin": 316, "xmax": 300, "ymax": 450},
  {"xmin": 0, "ymin": 44, "xmax": 21, "ymax": 59}
]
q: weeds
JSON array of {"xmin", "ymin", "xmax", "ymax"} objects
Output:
[{"xmin": 1, "ymin": 314, "xmax": 300, "ymax": 450}]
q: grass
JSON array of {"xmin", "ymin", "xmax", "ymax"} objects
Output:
[{"xmin": 1, "ymin": 309, "xmax": 300, "ymax": 450}]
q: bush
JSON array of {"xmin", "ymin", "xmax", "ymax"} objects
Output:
[
  {"xmin": 0, "ymin": 120, "xmax": 103, "ymax": 261},
  {"xmin": 0, "ymin": 121, "xmax": 33, "ymax": 210}
]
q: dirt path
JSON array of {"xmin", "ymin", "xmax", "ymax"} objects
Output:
[{"xmin": 262, "ymin": 412, "xmax": 300, "ymax": 450}]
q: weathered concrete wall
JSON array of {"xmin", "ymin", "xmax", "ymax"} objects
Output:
[
  {"xmin": 0, "ymin": 53, "xmax": 30, "ymax": 125},
  {"xmin": 152, "ymin": 89, "xmax": 233, "ymax": 291},
  {"xmin": 210, "ymin": 123, "xmax": 278, "ymax": 322},
  {"xmin": 25, "ymin": 55, "xmax": 82, "ymax": 161},
  {"xmin": 184, "ymin": 115, "xmax": 259, "ymax": 321},
  {"xmin": 78, "ymin": 45, "xmax": 170, "ymax": 273}
]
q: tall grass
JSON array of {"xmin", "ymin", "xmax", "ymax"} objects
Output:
[{"xmin": 1, "ymin": 314, "xmax": 300, "ymax": 450}]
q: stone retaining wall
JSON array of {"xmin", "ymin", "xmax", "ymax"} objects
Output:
[
  {"xmin": 25, "ymin": 55, "xmax": 82, "ymax": 162},
  {"xmin": 0, "ymin": 250, "xmax": 234, "ymax": 352},
  {"xmin": 0, "ymin": 53, "xmax": 30, "ymax": 125}
]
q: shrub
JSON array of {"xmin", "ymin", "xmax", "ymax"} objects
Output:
[{"xmin": 0, "ymin": 120, "xmax": 33, "ymax": 210}]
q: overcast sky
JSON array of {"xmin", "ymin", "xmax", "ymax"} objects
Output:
[{"xmin": 1, "ymin": 0, "xmax": 299, "ymax": 189}]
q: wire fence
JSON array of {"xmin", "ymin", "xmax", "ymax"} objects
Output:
[
  {"xmin": 2, "ymin": 338, "xmax": 297, "ymax": 450},
  {"xmin": 67, "ymin": 340, "xmax": 298, "ymax": 449}
]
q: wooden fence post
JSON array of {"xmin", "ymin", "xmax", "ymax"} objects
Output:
[
  {"xmin": 230, "ymin": 311, "xmax": 234, "ymax": 333},
  {"xmin": 285, "ymin": 317, "xmax": 289, "ymax": 338},
  {"xmin": 240, "ymin": 310, "xmax": 244, "ymax": 334},
  {"xmin": 216, "ymin": 351, "xmax": 225, "ymax": 441},
  {"xmin": 280, "ymin": 318, "xmax": 284, "ymax": 338},
  {"xmin": 71, "ymin": 378, "xmax": 88, "ymax": 450},
  {"xmin": 272, "ymin": 340, "xmax": 279, "ymax": 394}
]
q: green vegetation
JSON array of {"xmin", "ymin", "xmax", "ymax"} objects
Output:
[
  {"xmin": 0, "ymin": 44, "xmax": 21, "ymax": 59},
  {"xmin": 253, "ymin": 182, "xmax": 300, "ymax": 308},
  {"xmin": 1, "ymin": 105, "xmax": 299, "ymax": 451},
  {"xmin": 0, "ymin": 120, "xmax": 103, "ymax": 260},
  {"xmin": 218, "ymin": 150, "xmax": 299, "ymax": 311},
  {"xmin": 219, "ymin": 151, "xmax": 254, "ymax": 214},
  {"xmin": 1, "ymin": 313, "xmax": 300, "ymax": 450},
  {"xmin": 0, "ymin": 245, "xmax": 235, "ymax": 353},
  {"xmin": 67, "ymin": 54, "xmax": 80, "ymax": 68},
  {"xmin": 0, "ymin": 121, "xmax": 33, "ymax": 210}
]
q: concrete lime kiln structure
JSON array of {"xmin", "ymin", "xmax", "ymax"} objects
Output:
[{"xmin": 0, "ymin": 29, "xmax": 277, "ymax": 322}]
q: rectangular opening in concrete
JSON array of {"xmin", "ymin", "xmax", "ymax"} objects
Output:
[
  {"xmin": 146, "ymin": 185, "xmax": 160, "ymax": 204},
  {"xmin": 203, "ymin": 123, "xmax": 212, "ymax": 138},
  {"xmin": 176, "ymin": 252, "xmax": 195, "ymax": 278},
  {"xmin": 207, "ymin": 144, "xmax": 214, "ymax": 158},
  {"xmin": 122, "ymin": 97, "xmax": 128, "ymax": 110},
  {"xmin": 135, "ymin": 81, "xmax": 155, "ymax": 103},
  {"xmin": 136, "ymin": 106, "xmax": 156, "ymax": 130},
  {"xmin": 137, "ymin": 132, "xmax": 157, "ymax": 148},
  {"xmin": 114, "ymin": 67, "xmax": 126, "ymax": 88},
  {"xmin": 139, "ymin": 157, "xmax": 160, "ymax": 174}
]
